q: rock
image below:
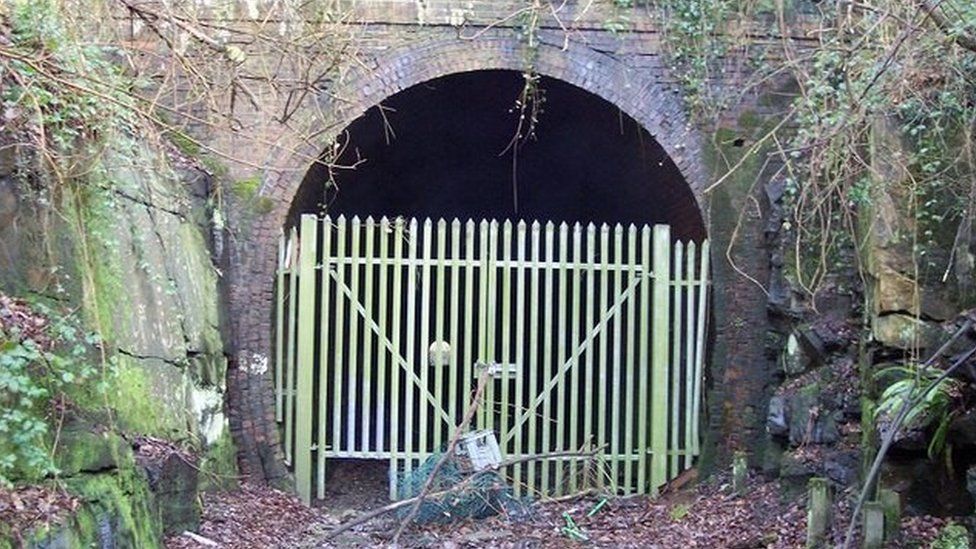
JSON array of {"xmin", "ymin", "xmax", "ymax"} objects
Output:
[
  {"xmin": 824, "ymin": 450, "xmax": 859, "ymax": 486},
  {"xmin": 872, "ymin": 314, "xmax": 944, "ymax": 350},
  {"xmin": 881, "ymin": 459, "xmax": 974, "ymax": 516},
  {"xmin": 780, "ymin": 333, "xmax": 812, "ymax": 376},
  {"xmin": 761, "ymin": 439, "xmax": 784, "ymax": 476},
  {"xmin": 768, "ymin": 385, "xmax": 842, "ymax": 446},
  {"xmin": 779, "ymin": 452, "xmax": 817, "ymax": 498},
  {"xmin": 967, "ymin": 466, "xmax": 976, "ymax": 503},
  {"xmin": 766, "ymin": 395, "xmax": 788, "ymax": 437},
  {"xmin": 949, "ymin": 410, "xmax": 976, "ymax": 448},
  {"xmin": 872, "ymin": 268, "xmax": 917, "ymax": 316},
  {"xmin": 55, "ymin": 423, "xmax": 128, "ymax": 476},
  {"xmin": 150, "ymin": 453, "xmax": 200, "ymax": 535},
  {"xmin": 811, "ymin": 276, "xmax": 854, "ymax": 320},
  {"xmin": 871, "ymin": 268, "xmax": 958, "ymax": 321},
  {"xmin": 786, "ymin": 384, "xmax": 840, "ymax": 446},
  {"xmin": 136, "ymin": 439, "xmax": 201, "ymax": 535}
]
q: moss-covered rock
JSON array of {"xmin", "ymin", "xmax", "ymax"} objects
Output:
[
  {"xmin": 54, "ymin": 422, "xmax": 128, "ymax": 477},
  {"xmin": 29, "ymin": 465, "xmax": 161, "ymax": 548}
]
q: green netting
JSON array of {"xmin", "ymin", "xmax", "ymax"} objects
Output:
[{"xmin": 397, "ymin": 452, "xmax": 532, "ymax": 526}]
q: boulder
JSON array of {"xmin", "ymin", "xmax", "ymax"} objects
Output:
[
  {"xmin": 824, "ymin": 450, "xmax": 859, "ymax": 486},
  {"xmin": 780, "ymin": 333, "xmax": 813, "ymax": 376},
  {"xmin": 766, "ymin": 395, "xmax": 788, "ymax": 437},
  {"xmin": 787, "ymin": 384, "xmax": 841, "ymax": 446},
  {"xmin": 872, "ymin": 314, "xmax": 944, "ymax": 350}
]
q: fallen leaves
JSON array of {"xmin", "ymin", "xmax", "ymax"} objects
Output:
[
  {"xmin": 162, "ymin": 472, "xmax": 955, "ymax": 548},
  {"xmin": 0, "ymin": 484, "xmax": 78, "ymax": 544}
]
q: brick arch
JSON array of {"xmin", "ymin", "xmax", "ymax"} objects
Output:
[{"xmin": 229, "ymin": 32, "xmax": 708, "ymax": 481}]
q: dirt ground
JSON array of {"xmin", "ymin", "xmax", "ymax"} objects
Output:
[{"xmin": 162, "ymin": 465, "xmax": 958, "ymax": 548}]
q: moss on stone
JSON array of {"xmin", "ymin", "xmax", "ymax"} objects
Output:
[
  {"xmin": 231, "ymin": 176, "xmax": 261, "ymax": 200},
  {"xmin": 54, "ymin": 424, "xmax": 128, "ymax": 477},
  {"xmin": 27, "ymin": 455, "xmax": 162, "ymax": 548},
  {"xmin": 198, "ymin": 427, "xmax": 238, "ymax": 491}
]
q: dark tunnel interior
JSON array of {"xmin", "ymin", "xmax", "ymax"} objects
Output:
[{"xmin": 289, "ymin": 69, "xmax": 705, "ymax": 241}]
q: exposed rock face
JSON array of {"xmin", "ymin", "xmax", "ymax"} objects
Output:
[{"xmin": 0, "ymin": 135, "xmax": 236, "ymax": 546}]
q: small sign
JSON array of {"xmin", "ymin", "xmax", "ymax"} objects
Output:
[{"xmin": 458, "ymin": 430, "xmax": 502, "ymax": 471}]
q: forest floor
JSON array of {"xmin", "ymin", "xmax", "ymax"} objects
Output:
[{"xmin": 162, "ymin": 467, "xmax": 955, "ymax": 548}]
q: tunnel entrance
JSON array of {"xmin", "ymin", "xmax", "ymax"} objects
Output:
[
  {"xmin": 289, "ymin": 70, "xmax": 705, "ymax": 240},
  {"xmin": 277, "ymin": 70, "xmax": 709, "ymax": 503}
]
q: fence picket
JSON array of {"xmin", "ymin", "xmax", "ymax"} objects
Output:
[
  {"xmin": 362, "ymin": 218, "xmax": 375, "ymax": 453},
  {"xmin": 583, "ymin": 224, "xmax": 597, "ymax": 489},
  {"xmin": 317, "ymin": 218, "xmax": 333, "ymax": 499},
  {"xmin": 500, "ymin": 220, "xmax": 513, "ymax": 456},
  {"xmin": 624, "ymin": 224, "xmax": 637, "ymax": 493},
  {"xmin": 389, "ymin": 218, "xmax": 404, "ymax": 499},
  {"xmin": 527, "ymin": 221, "xmax": 541, "ymax": 493},
  {"xmin": 486, "ymin": 220, "xmax": 499, "ymax": 431},
  {"xmin": 285, "ymin": 227, "xmax": 299, "ymax": 466},
  {"xmin": 541, "ymin": 221, "xmax": 555, "ymax": 495},
  {"xmin": 477, "ymin": 220, "xmax": 490, "ymax": 430},
  {"xmin": 568, "ymin": 223, "xmax": 583, "ymax": 492},
  {"xmin": 684, "ymin": 241, "xmax": 696, "ymax": 469},
  {"xmin": 347, "ymin": 217, "xmax": 362, "ymax": 451},
  {"xmin": 404, "ymin": 219, "xmax": 418, "ymax": 476},
  {"xmin": 692, "ymin": 241, "xmax": 710, "ymax": 456},
  {"xmin": 596, "ymin": 224, "xmax": 610, "ymax": 490},
  {"xmin": 375, "ymin": 219, "xmax": 388, "ymax": 459},
  {"xmin": 433, "ymin": 219, "xmax": 447, "ymax": 448},
  {"xmin": 610, "ymin": 224, "xmax": 624, "ymax": 491},
  {"xmin": 513, "ymin": 221, "xmax": 527, "ymax": 496},
  {"xmin": 449, "ymin": 220, "xmax": 462, "ymax": 429},
  {"xmin": 463, "ymin": 221, "xmax": 476, "ymax": 429},
  {"xmin": 331, "ymin": 217, "xmax": 346, "ymax": 461},
  {"xmin": 555, "ymin": 222, "xmax": 569, "ymax": 494},
  {"xmin": 637, "ymin": 225, "xmax": 651, "ymax": 492},
  {"xmin": 670, "ymin": 241, "xmax": 683, "ymax": 479},
  {"xmin": 275, "ymin": 232, "xmax": 286, "ymax": 423}
]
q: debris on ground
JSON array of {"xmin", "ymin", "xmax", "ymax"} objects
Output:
[
  {"xmin": 0, "ymin": 484, "xmax": 79, "ymax": 544},
  {"xmin": 164, "ymin": 483, "xmax": 339, "ymax": 549},
  {"xmin": 164, "ymin": 472, "xmax": 956, "ymax": 548}
]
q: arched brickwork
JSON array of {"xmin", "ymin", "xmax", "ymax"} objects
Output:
[{"xmin": 227, "ymin": 30, "xmax": 709, "ymax": 481}]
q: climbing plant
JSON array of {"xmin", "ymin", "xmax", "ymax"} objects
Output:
[{"xmin": 0, "ymin": 297, "xmax": 107, "ymax": 486}]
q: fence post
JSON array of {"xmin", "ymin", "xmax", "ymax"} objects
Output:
[
  {"xmin": 732, "ymin": 451, "xmax": 748, "ymax": 495},
  {"xmin": 862, "ymin": 501, "xmax": 885, "ymax": 549},
  {"xmin": 295, "ymin": 214, "xmax": 318, "ymax": 504},
  {"xmin": 879, "ymin": 488, "xmax": 900, "ymax": 542},
  {"xmin": 651, "ymin": 224, "xmax": 671, "ymax": 494},
  {"xmin": 806, "ymin": 477, "xmax": 831, "ymax": 548}
]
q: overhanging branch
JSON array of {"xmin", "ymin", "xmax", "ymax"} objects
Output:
[{"xmin": 919, "ymin": 0, "xmax": 976, "ymax": 53}]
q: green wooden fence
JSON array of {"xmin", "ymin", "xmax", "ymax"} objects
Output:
[{"xmin": 275, "ymin": 214, "xmax": 709, "ymax": 504}]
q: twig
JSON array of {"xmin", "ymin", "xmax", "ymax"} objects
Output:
[{"xmin": 181, "ymin": 531, "xmax": 219, "ymax": 547}]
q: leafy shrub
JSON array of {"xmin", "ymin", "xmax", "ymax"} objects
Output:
[
  {"xmin": 0, "ymin": 296, "xmax": 104, "ymax": 485},
  {"xmin": 873, "ymin": 365, "xmax": 959, "ymax": 458},
  {"xmin": 931, "ymin": 522, "xmax": 970, "ymax": 549}
]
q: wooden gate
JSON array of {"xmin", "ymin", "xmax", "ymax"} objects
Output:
[{"xmin": 274, "ymin": 214, "xmax": 709, "ymax": 504}]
